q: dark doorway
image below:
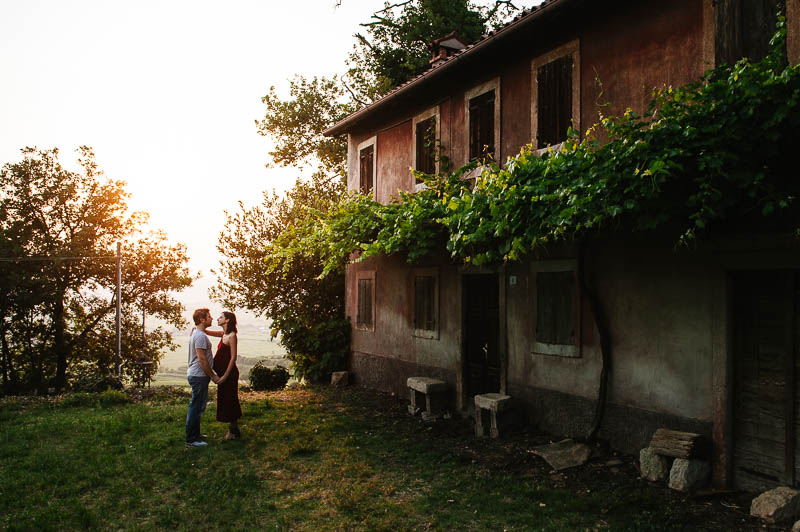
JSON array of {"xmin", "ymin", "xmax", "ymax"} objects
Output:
[
  {"xmin": 463, "ymin": 274, "xmax": 501, "ymax": 397},
  {"xmin": 732, "ymin": 270, "xmax": 799, "ymax": 491}
]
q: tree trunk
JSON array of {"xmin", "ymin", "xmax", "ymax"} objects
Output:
[
  {"xmin": 53, "ymin": 293, "xmax": 68, "ymax": 391},
  {"xmin": 579, "ymin": 243, "xmax": 612, "ymax": 443},
  {"xmin": 0, "ymin": 321, "xmax": 8, "ymax": 387}
]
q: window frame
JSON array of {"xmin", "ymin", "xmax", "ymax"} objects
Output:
[
  {"xmin": 530, "ymin": 260, "xmax": 581, "ymax": 357},
  {"xmin": 464, "ymin": 77, "xmax": 501, "ymax": 163},
  {"xmin": 355, "ymin": 270, "xmax": 376, "ymax": 332},
  {"xmin": 357, "ymin": 136, "xmax": 377, "ymax": 199},
  {"xmin": 530, "ymin": 40, "xmax": 580, "ymax": 152},
  {"xmin": 411, "ymin": 267, "xmax": 439, "ymax": 340},
  {"xmin": 412, "ymin": 106, "xmax": 440, "ymax": 192}
]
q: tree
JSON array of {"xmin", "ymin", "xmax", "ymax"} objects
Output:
[
  {"xmin": 215, "ymin": 1, "xmax": 523, "ymax": 380},
  {"xmin": 346, "ymin": 0, "xmax": 520, "ymax": 101},
  {"xmin": 0, "ymin": 147, "xmax": 191, "ymax": 392}
]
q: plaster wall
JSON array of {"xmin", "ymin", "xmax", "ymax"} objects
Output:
[
  {"xmin": 346, "ymin": 252, "xmax": 462, "ymax": 377},
  {"xmin": 580, "ymin": 0, "xmax": 706, "ymax": 132},
  {"xmin": 506, "ymin": 242, "xmax": 715, "ymax": 423}
]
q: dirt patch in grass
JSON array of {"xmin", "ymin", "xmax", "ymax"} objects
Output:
[{"xmin": 317, "ymin": 385, "xmax": 762, "ymax": 531}]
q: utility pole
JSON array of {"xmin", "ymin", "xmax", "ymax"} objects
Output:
[{"xmin": 116, "ymin": 242, "xmax": 122, "ymax": 378}]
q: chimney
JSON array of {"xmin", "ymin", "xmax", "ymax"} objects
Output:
[{"xmin": 428, "ymin": 31, "xmax": 468, "ymax": 67}]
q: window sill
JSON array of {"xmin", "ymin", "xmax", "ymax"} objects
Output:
[
  {"xmin": 534, "ymin": 142, "xmax": 565, "ymax": 157},
  {"xmin": 532, "ymin": 341, "xmax": 580, "ymax": 358},
  {"xmin": 413, "ymin": 329, "xmax": 438, "ymax": 340},
  {"xmin": 355, "ymin": 325, "xmax": 374, "ymax": 333}
]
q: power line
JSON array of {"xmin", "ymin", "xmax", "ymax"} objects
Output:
[{"xmin": 0, "ymin": 255, "xmax": 117, "ymax": 262}]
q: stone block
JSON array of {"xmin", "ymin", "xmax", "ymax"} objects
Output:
[
  {"xmin": 751, "ymin": 487, "xmax": 800, "ymax": 524},
  {"xmin": 640, "ymin": 447, "xmax": 671, "ymax": 482},
  {"xmin": 330, "ymin": 371, "xmax": 348, "ymax": 387},
  {"xmin": 474, "ymin": 393, "xmax": 513, "ymax": 438},
  {"xmin": 406, "ymin": 377, "xmax": 447, "ymax": 394},
  {"xmin": 407, "ymin": 377, "xmax": 447, "ymax": 420},
  {"xmin": 668, "ymin": 458, "xmax": 710, "ymax": 492}
]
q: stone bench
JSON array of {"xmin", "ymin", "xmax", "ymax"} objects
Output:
[
  {"xmin": 407, "ymin": 377, "xmax": 448, "ymax": 421},
  {"xmin": 474, "ymin": 393, "xmax": 513, "ymax": 438}
]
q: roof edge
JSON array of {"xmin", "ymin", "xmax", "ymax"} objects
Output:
[{"xmin": 323, "ymin": 0, "xmax": 574, "ymax": 137}]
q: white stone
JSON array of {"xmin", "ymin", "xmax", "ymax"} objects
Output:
[
  {"xmin": 473, "ymin": 393, "xmax": 512, "ymax": 412},
  {"xmin": 406, "ymin": 376, "xmax": 447, "ymax": 394},
  {"xmin": 668, "ymin": 458, "xmax": 710, "ymax": 492},
  {"xmin": 330, "ymin": 371, "xmax": 348, "ymax": 387},
  {"xmin": 751, "ymin": 487, "xmax": 800, "ymax": 524},
  {"xmin": 640, "ymin": 447, "xmax": 670, "ymax": 482}
]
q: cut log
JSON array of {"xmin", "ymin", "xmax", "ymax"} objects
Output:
[{"xmin": 649, "ymin": 429, "xmax": 711, "ymax": 459}]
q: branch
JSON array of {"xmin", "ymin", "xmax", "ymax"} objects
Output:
[
  {"xmin": 354, "ymin": 33, "xmax": 377, "ymax": 53},
  {"xmin": 373, "ymin": 0, "xmax": 412, "ymax": 16},
  {"xmin": 342, "ymin": 79, "xmax": 368, "ymax": 107},
  {"xmin": 579, "ymin": 242, "xmax": 612, "ymax": 443},
  {"xmin": 483, "ymin": 0, "xmax": 520, "ymax": 22}
]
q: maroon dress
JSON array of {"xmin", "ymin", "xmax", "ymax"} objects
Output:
[{"xmin": 213, "ymin": 339, "xmax": 242, "ymax": 422}]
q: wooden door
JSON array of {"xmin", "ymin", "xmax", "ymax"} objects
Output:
[
  {"xmin": 732, "ymin": 270, "xmax": 799, "ymax": 491},
  {"xmin": 463, "ymin": 274, "xmax": 500, "ymax": 397}
]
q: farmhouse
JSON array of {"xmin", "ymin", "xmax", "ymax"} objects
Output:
[{"xmin": 324, "ymin": 0, "xmax": 800, "ymax": 490}]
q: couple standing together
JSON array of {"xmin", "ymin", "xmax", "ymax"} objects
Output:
[{"xmin": 185, "ymin": 308, "xmax": 242, "ymax": 447}]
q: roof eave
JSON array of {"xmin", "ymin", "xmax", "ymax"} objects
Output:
[{"xmin": 322, "ymin": 0, "xmax": 577, "ymax": 137}]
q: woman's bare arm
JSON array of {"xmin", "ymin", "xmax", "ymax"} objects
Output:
[{"xmin": 204, "ymin": 328, "xmax": 224, "ymax": 338}]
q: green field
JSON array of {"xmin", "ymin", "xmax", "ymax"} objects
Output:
[{"xmin": 155, "ymin": 332, "xmax": 289, "ymax": 385}]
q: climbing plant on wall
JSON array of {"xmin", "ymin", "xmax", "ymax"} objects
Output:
[{"xmin": 297, "ymin": 18, "xmax": 798, "ymax": 277}]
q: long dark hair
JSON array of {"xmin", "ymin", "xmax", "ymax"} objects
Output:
[{"xmin": 222, "ymin": 311, "xmax": 238, "ymax": 334}]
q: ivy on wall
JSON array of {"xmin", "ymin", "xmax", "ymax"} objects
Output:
[{"xmin": 296, "ymin": 19, "xmax": 799, "ymax": 277}]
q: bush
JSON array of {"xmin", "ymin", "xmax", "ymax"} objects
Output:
[
  {"xmin": 249, "ymin": 362, "xmax": 290, "ymax": 391},
  {"xmin": 98, "ymin": 389, "xmax": 128, "ymax": 407},
  {"xmin": 71, "ymin": 373, "xmax": 124, "ymax": 394}
]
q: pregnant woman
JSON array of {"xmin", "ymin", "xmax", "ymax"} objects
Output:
[{"xmin": 206, "ymin": 311, "xmax": 242, "ymax": 439}]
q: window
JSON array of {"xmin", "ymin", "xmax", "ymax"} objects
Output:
[
  {"xmin": 531, "ymin": 260, "xmax": 580, "ymax": 357},
  {"xmin": 359, "ymin": 144, "xmax": 374, "ymax": 194},
  {"xmin": 412, "ymin": 269, "xmax": 438, "ymax": 339},
  {"xmin": 415, "ymin": 117, "xmax": 437, "ymax": 175},
  {"xmin": 465, "ymin": 78, "xmax": 500, "ymax": 163},
  {"xmin": 469, "ymin": 91, "xmax": 494, "ymax": 160},
  {"xmin": 356, "ymin": 271, "xmax": 375, "ymax": 331},
  {"xmin": 412, "ymin": 106, "xmax": 440, "ymax": 190},
  {"xmin": 531, "ymin": 40, "xmax": 580, "ymax": 151}
]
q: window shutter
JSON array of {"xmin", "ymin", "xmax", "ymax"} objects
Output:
[
  {"xmin": 536, "ymin": 271, "xmax": 575, "ymax": 345},
  {"xmin": 359, "ymin": 145, "xmax": 374, "ymax": 194},
  {"xmin": 537, "ymin": 54, "xmax": 573, "ymax": 147},
  {"xmin": 415, "ymin": 117, "xmax": 436, "ymax": 177},
  {"xmin": 468, "ymin": 91, "xmax": 495, "ymax": 161},
  {"xmin": 357, "ymin": 278, "xmax": 373, "ymax": 328},
  {"xmin": 414, "ymin": 275, "xmax": 435, "ymax": 331}
]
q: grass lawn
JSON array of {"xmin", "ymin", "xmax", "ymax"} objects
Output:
[{"xmin": 1, "ymin": 386, "xmax": 759, "ymax": 531}]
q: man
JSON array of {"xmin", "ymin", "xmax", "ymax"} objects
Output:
[{"xmin": 186, "ymin": 308, "xmax": 219, "ymax": 447}]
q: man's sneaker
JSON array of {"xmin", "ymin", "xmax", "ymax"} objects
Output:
[{"xmin": 186, "ymin": 440, "xmax": 208, "ymax": 448}]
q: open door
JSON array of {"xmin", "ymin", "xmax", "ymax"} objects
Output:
[{"xmin": 463, "ymin": 274, "xmax": 501, "ymax": 398}]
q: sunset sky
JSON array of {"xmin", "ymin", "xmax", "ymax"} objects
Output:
[{"xmin": 0, "ymin": 0, "xmax": 379, "ymax": 314}]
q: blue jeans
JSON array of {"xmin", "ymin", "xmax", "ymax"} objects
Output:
[{"xmin": 186, "ymin": 375, "xmax": 210, "ymax": 443}]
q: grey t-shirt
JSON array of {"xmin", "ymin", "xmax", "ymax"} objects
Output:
[{"xmin": 187, "ymin": 329, "xmax": 213, "ymax": 378}]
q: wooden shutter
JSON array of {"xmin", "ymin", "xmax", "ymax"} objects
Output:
[
  {"xmin": 537, "ymin": 54, "xmax": 573, "ymax": 147},
  {"xmin": 536, "ymin": 271, "xmax": 576, "ymax": 345},
  {"xmin": 469, "ymin": 91, "xmax": 494, "ymax": 161},
  {"xmin": 415, "ymin": 117, "xmax": 436, "ymax": 176},
  {"xmin": 357, "ymin": 278, "xmax": 373, "ymax": 328},
  {"xmin": 359, "ymin": 145, "xmax": 374, "ymax": 194},
  {"xmin": 414, "ymin": 275, "xmax": 436, "ymax": 331}
]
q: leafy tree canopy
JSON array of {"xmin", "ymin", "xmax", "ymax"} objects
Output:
[
  {"xmin": 0, "ymin": 147, "xmax": 192, "ymax": 393},
  {"xmin": 218, "ymin": 1, "xmax": 523, "ymax": 379}
]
